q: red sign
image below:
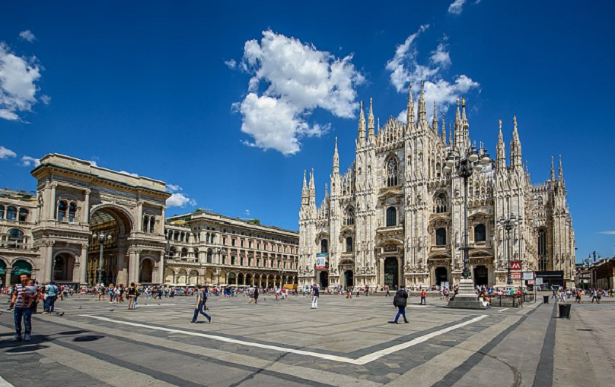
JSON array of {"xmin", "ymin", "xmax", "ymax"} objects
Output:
[
  {"xmin": 511, "ymin": 272, "xmax": 522, "ymax": 280},
  {"xmin": 511, "ymin": 261, "xmax": 522, "ymax": 271},
  {"xmin": 527, "ymin": 279, "xmax": 535, "ymax": 285}
]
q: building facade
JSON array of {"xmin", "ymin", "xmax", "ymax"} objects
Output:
[
  {"xmin": 298, "ymin": 84, "xmax": 575, "ymax": 290},
  {"xmin": 0, "ymin": 153, "xmax": 298, "ymax": 287},
  {"xmin": 163, "ymin": 212, "xmax": 299, "ymax": 287}
]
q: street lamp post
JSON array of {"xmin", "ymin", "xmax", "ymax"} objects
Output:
[
  {"xmin": 444, "ymin": 144, "xmax": 490, "ymax": 280},
  {"xmin": 499, "ymin": 215, "xmax": 521, "ymax": 286},
  {"xmin": 444, "ymin": 143, "xmax": 491, "ymax": 310},
  {"xmin": 94, "ymin": 231, "xmax": 112, "ymax": 285}
]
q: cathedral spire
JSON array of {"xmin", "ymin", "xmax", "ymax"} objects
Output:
[
  {"xmin": 418, "ymin": 80, "xmax": 427, "ymax": 124},
  {"xmin": 358, "ymin": 101, "xmax": 366, "ymax": 146},
  {"xmin": 368, "ymin": 98, "xmax": 375, "ymax": 139},
  {"xmin": 558, "ymin": 155, "xmax": 564, "ymax": 181},
  {"xmin": 449, "ymin": 123, "xmax": 453, "ymax": 146},
  {"xmin": 441, "ymin": 114, "xmax": 446, "ymax": 144},
  {"xmin": 407, "ymin": 84, "xmax": 415, "ymax": 129},
  {"xmin": 496, "ymin": 119, "xmax": 506, "ymax": 170},
  {"xmin": 324, "ymin": 183, "xmax": 329, "ymax": 198},
  {"xmin": 309, "ymin": 168, "xmax": 315, "ymax": 192},
  {"xmin": 550, "ymin": 156, "xmax": 555, "ymax": 181},
  {"xmin": 432, "ymin": 100, "xmax": 438, "ymax": 133},
  {"xmin": 461, "ymin": 98, "xmax": 467, "ymax": 121},
  {"xmin": 510, "ymin": 116, "xmax": 522, "ymax": 169},
  {"xmin": 333, "ymin": 137, "xmax": 339, "ymax": 175},
  {"xmin": 303, "ymin": 169, "xmax": 307, "ymax": 190}
]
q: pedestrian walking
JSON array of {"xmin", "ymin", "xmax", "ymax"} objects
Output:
[
  {"xmin": 389, "ymin": 285, "xmax": 409, "ymax": 324},
  {"xmin": 10, "ymin": 272, "xmax": 36, "ymax": 341},
  {"xmin": 191, "ymin": 285, "xmax": 212, "ymax": 324},
  {"xmin": 43, "ymin": 281, "xmax": 60, "ymax": 314},
  {"xmin": 311, "ymin": 283, "xmax": 319, "ymax": 309},
  {"xmin": 127, "ymin": 282, "xmax": 137, "ymax": 310}
]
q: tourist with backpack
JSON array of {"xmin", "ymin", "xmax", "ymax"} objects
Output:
[{"xmin": 390, "ymin": 285, "xmax": 409, "ymax": 324}]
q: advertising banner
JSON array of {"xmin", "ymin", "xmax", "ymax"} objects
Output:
[
  {"xmin": 315, "ymin": 253, "xmax": 328, "ymax": 269},
  {"xmin": 511, "ymin": 272, "xmax": 522, "ymax": 280}
]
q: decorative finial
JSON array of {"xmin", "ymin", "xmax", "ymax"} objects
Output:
[
  {"xmin": 499, "ymin": 119, "xmax": 502, "ymax": 130},
  {"xmin": 461, "ymin": 98, "xmax": 466, "ymax": 108}
]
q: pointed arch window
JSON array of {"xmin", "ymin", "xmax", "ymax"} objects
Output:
[
  {"xmin": 320, "ymin": 239, "xmax": 328, "ymax": 253},
  {"xmin": 434, "ymin": 192, "xmax": 448, "ymax": 213},
  {"xmin": 386, "ymin": 158, "xmax": 399, "ymax": 187},
  {"xmin": 344, "ymin": 207, "xmax": 355, "ymax": 226},
  {"xmin": 386, "ymin": 207, "xmax": 397, "ymax": 227}
]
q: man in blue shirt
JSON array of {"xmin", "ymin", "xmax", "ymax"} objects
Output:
[
  {"xmin": 311, "ymin": 283, "xmax": 319, "ymax": 309},
  {"xmin": 44, "ymin": 281, "xmax": 60, "ymax": 314}
]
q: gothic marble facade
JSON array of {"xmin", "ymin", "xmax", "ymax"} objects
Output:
[{"xmin": 298, "ymin": 84, "xmax": 575, "ymax": 290}]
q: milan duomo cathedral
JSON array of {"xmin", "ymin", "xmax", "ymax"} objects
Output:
[{"xmin": 298, "ymin": 83, "xmax": 575, "ymax": 290}]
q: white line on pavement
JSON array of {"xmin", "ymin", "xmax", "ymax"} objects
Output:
[
  {"xmin": 498, "ymin": 308, "xmax": 509, "ymax": 312},
  {"xmin": 79, "ymin": 314, "xmax": 487, "ymax": 365},
  {"xmin": 0, "ymin": 376, "xmax": 15, "ymax": 387}
]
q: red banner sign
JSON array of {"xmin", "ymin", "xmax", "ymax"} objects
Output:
[
  {"xmin": 511, "ymin": 272, "xmax": 522, "ymax": 280},
  {"xmin": 511, "ymin": 261, "xmax": 522, "ymax": 271}
]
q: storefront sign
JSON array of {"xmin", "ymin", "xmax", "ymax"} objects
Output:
[
  {"xmin": 315, "ymin": 253, "xmax": 328, "ymax": 269},
  {"xmin": 522, "ymin": 271, "xmax": 534, "ymax": 280},
  {"xmin": 511, "ymin": 272, "xmax": 522, "ymax": 280}
]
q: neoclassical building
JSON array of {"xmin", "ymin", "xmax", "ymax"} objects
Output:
[
  {"xmin": 163, "ymin": 211, "xmax": 299, "ymax": 287},
  {"xmin": 298, "ymin": 84, "xmax": 575, "ymax": 290},
  {"xmin": 0, "ymin": 153, "xmax": 298, "ymax": 287}
]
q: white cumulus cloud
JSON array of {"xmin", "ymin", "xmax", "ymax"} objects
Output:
[
  {"xmin": 448, "ymin": 0, "xmax": 467, "ymax": 15},
  {"xmin": 166, "ymin": 184, "xmax": 182, "ymax": 193},
  {"xmin": 0, "ymin": 146, "xmax": 17, "ymax": 159},
  {"xmin": 386, "ymin": 26, "xmax": 480, "ymax": 122},
  {"xmin": 599, "ymin": 231, "xmax": 615, "ymax": 235},
  {"xmin": 166, "ymin": 193, "xmax": 197, "ymax": 208},
  {"xmin": 21, "ymin": 155, "xmax": 40, "ymax": 167},
  {"xmin": 0, "ymin": 42, "xmax": 43, "ymax": 121},
  {"xmin": 119, "ymin": 170, "xmax": 138, "ymax": 177},
  {"xmin": 233, "ymin": 30, "xmax": 364, "ymax": 155},
  {"xmin": 19, "ymin": 30, "xmax": 36, "ymax": 42},
  {"xmin": 224, "ymin": 59, "xmax": 236, "ymax": 69}
]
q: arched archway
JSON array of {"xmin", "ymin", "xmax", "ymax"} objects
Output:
[
  {"xmin": 319, "ymin": 271, "xmax": 329, "ymax": 288},
  {"xmin": 344, "ymin": 270, "xmax": 354, "ymax": 288},
  {"xmin": 474, "ymin": 265, "xmax": 488, "ymax": 286},
  {"xmin": 89, "ymin": 205, "xmax": 134, "ymax": 286},
  {"xmin": 237, "ymin": 273, "xmax": 244, "ymax": 285},
  {"xmin": 53, "ymin": 253, "xmax": 75, "ymax": 282},
  {"xmin": 177, "ymin": 269, "xmax": 187, "ymax": 285},
  {"xmin": 246, "ymin": 273, "xmax": 253, "ymax": 286},
  {"xmin": 228, "ymin": 272, "xmax": 236, "ymax": 285},
  {"xmin": 140, "ymin": 259, "xmax": 154, "ymax": 283},
  {"xmin": 189, "ymin": 270, "xmax": 199, "ymax": 285}
]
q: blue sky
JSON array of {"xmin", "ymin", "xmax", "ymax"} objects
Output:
[{"xmin": 1, "ymin": 1, "xmax": 614, "ymax": 262}]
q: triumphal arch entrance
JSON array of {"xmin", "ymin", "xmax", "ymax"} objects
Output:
[{"xmin": 31, "ymin": 154, "xmax": 170, "ymax": 286}]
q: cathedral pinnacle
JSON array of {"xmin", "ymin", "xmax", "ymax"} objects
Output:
[
  {"xmin": 432, "ymin": 100, "xmax": 438, "ymax": 133},
  {"xmin": 303, "ymin": 169, "xmax": 307, "ymax": 190},
  {"xmin": 496, "ymin": 119, "xmax": 506, "ymax": 170},
  {"xmin": 333, "ymin": 137, "xmax": 339, "ymax": 174},
  {"xmin": 558, "ymin": 155, "xmax": 564, "ymax": 181},
  {"xmin": 407, "ymin": 84, "xmax": 415, "ymax": 129},
  {"xmin": 441, "ymin": 114, "xmax": 446, "ymax": 144},
  {"xmin": 368, "ymin": 98, "xmax": 375, "ymax": 138},
  {"xmin": 550, "ymin": 156, "xmax": 555, "ymax": 181},
  {"xmin": 455, "ymin": 99, "xmax": 461, "ymax": 122},
  {"xmin": 461, "ymin": 98, "xmax": 467, "ymax": 121},
  {"xmin": 358, "ymin": 101, "xmax": 366, "ymax": 144},
  {"xmin": 418, "ymin": 79, "xmax": 427, "ymax": 123}
]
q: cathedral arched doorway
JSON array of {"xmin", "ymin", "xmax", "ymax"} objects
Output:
[
  {"xmin": 88, "ymin": 206, "xmax": 133, "ymax": 286},
  {"xmin": 319, "ymin": 271, "xmax": 329, "ymax": 288},
  {"xmin": 435, "ymin": 267, "xmax": 448, "ymax": 286},
  {"xmin": 344, "ymin": 270, "xmax": 354, "ymax": 288},
  {"xmin": 474, "ymin": 265, "xmax": 489, "ymax": 286},
  {"xmin": 53, "ymin": 253, "xmax": 75, "ymax": 283},
  {"xmin": 384, "ymin": 257, "xmax": 399, "ymax": 290}
]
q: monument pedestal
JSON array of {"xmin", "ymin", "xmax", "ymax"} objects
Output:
[{"xmin": 447, "ymin": 278, "xmax": 486, "ymax": 309}]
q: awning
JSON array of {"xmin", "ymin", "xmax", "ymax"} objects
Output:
[
  {"xmin": 0, "ymin": 260, "xmax": 5, "ymax": 275},
  {"xmin": 12, "ymin": 261, "xmax": 32, "ymax": 275}
]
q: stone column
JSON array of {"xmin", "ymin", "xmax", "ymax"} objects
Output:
[
  {"xmin": 116, "ymin": 248, "xmax": 128, "ymax": 285},
  {"xmin": 48, "ymin": 183, "xmax": 57, "ymax": 220},
  {"xmin": 136, "ymin": 201, "xmax": 143, "ymax": 233},
  {"xmin": 79, "ymin": 244, "xmax": 88, "ymax": 286},
  {"xmin": 128, "ymin": 249, "xmax": 140, "ymax": 285},
  {"xmin": 42, "ymin": 241, "xmax": 54, "ymax": 283},
  {"xmin": 158, "ymin": 251, "xmax": 165, "ymax": 284},
  {"xmin": 82, "ymin": 189, "xmax": 91, "ymax": 224}
]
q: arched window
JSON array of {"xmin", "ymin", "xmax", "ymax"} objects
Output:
[
  {"xmin": 7, "ymin": 206, "xmax": 17, "ymax": 221},
  {"xmin": 149, "ymin": 216, "xmax": 155, "ymax": 233},
  {"xmin": 434, "ymin": 193, "xmax": 448, "ymax": 213},
  {"xmin": 386, "ymin": 207, "xmax": 397, "ymax": 227},
  {"xmin": 8, "ymin": 229, "xmax": 24, "ymax": 248},
  {"xmin": 320, "ymin": 239, "xmax": 328, "ymax": 253},
  {"xmin": 474, "ymin": 224, "xmax": 486, "ymax": 242},
  {"xmin": 142, "ymin": 216, "xmax": 149, "ymax": 232},
  {"xmin": 386, "ymin": 158, "xmax": 399, "ymax": 187},
  {"xmin": 346, "ymin": 237, "xmax": 353, "ymax": 252},
  {"xmin": 0, "ymin": 205, "xmax": 4, "ymax": 219},
  {"xmin": 207, "ymin": 249, "xmax": 213, "ymax": 264},
  {"xmin": 181, "ymin": 248, "xmax": 188, "ymax": 258},
  {"xmin": 18, "ymin": 208, "xmax": 28, "ymax": 222},
  {"xmin": 345, "ymin": 207, "xmax": 355, "ymax": 226},
  {"xmin": 68, "ymin": 202, "xmax": 77, "ymax": 222},
  {"xmin": 436, "ymin": 228, "xmax": 447, "ymax": 246},
  {"xmin": 57, "ymin": 202, "xmax": 67, "ymax": 221}
]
